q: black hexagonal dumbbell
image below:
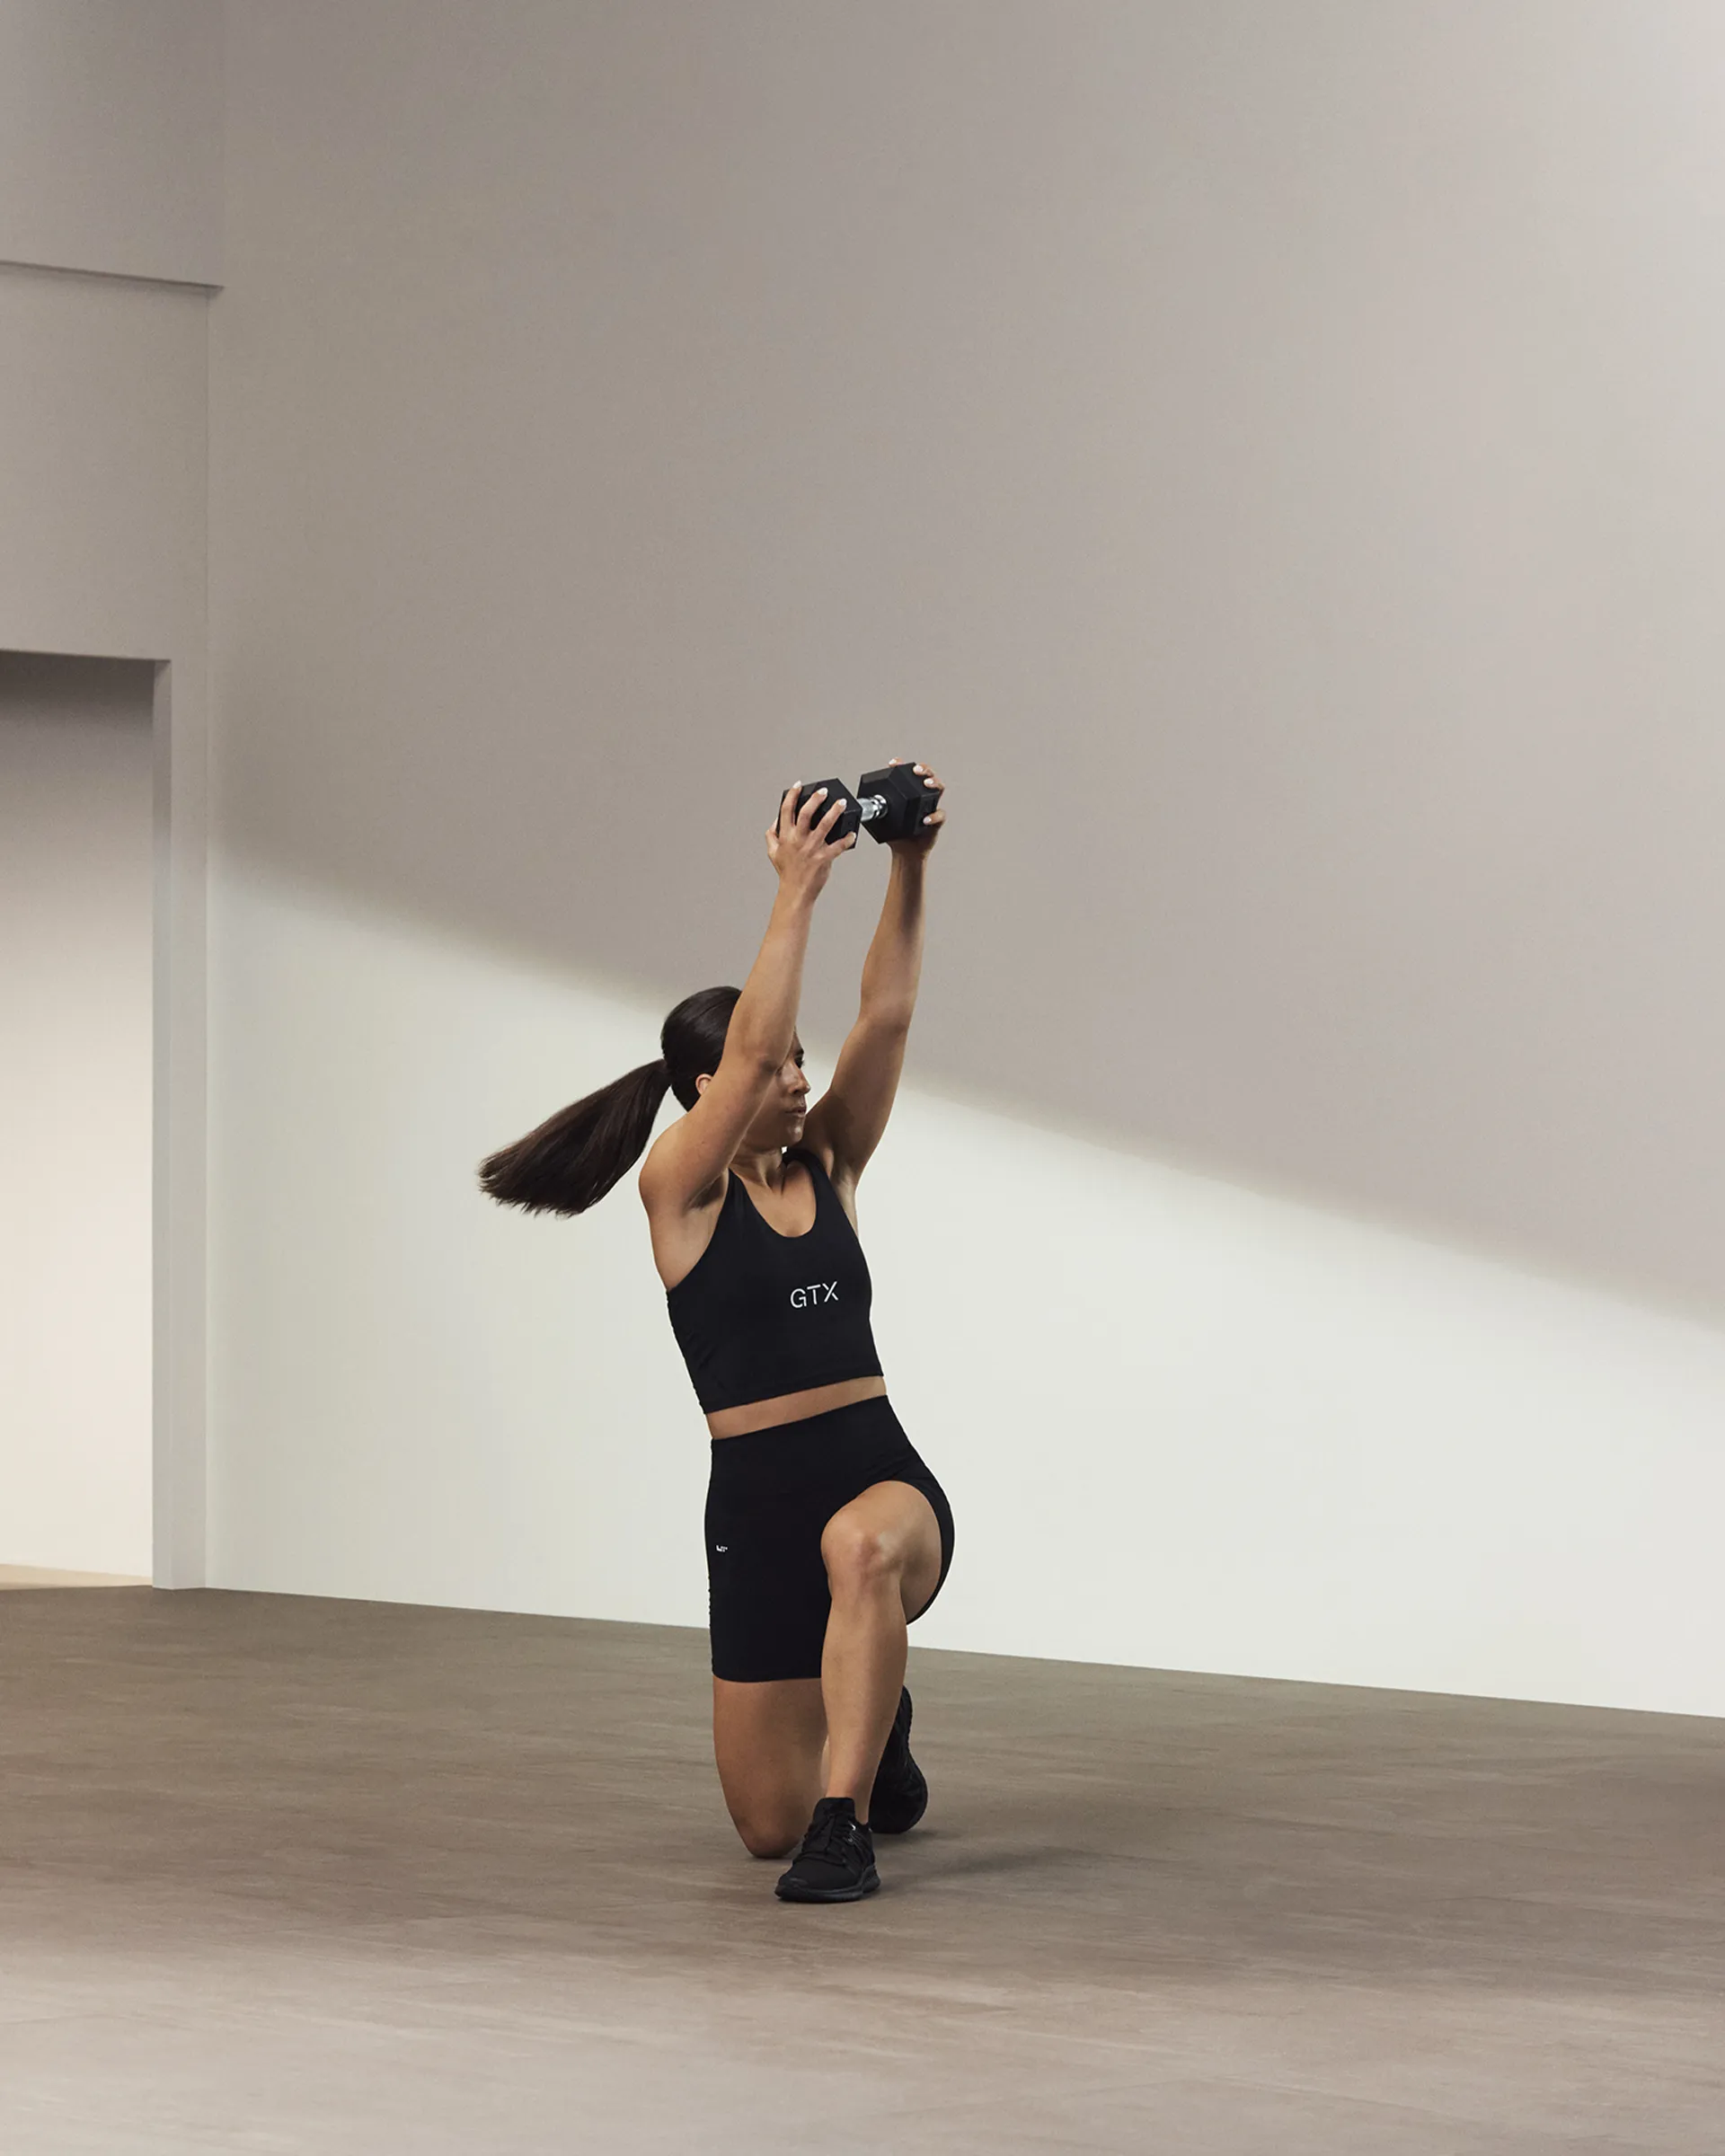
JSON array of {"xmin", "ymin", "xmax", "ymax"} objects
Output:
[
  {"xmin": 784, "ymin": 779, "xmax": 864, "ymax": 845},
  {"xmin": 784, "ymin": 764, "xmax": 942, "ymax": 846},
  {"xmin": 854, "ymin": 762, "xmax": 942, "ymax": 844}
]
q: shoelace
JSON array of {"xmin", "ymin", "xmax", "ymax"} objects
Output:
[{"xmin": 798, "ymin": 1811, "xmax": 865, "ymax": 1865}]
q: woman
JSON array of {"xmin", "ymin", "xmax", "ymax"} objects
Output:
[{"xmin": 479, "ymin": 761, "xmax": 953, "ymax": 1904}]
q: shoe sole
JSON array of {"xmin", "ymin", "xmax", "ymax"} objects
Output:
[{"xmin": 774, "ymin": 1869, "xmax": 881, "ymax": 1904}]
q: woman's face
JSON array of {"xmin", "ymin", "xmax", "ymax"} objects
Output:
[
  {"xmin": 772, "ymin": 1041, "xmax": 809, "ymax": 1140},
  {"xmin": 695, "ymin": 1039, "xmax": 809, "ymax": 1147}
]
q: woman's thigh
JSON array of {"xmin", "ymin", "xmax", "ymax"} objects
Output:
[{"xmin": 712, "ymin": 1674, "xmax": 827, "ymax": 1858}]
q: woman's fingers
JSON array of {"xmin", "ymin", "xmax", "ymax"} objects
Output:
[
  {"xmin": 892, "ymin": 756, "xmax": 944, "ymax": 790},
  {"xmin": 910, "ymin": 761, "xmax": 944, "ymax": 831}
]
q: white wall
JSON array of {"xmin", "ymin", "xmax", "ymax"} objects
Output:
[
  {"xmin": 0, "ymin": 0, "xmax": 223, "ymax": 286},
  {"xmin": 212, "ymin": 0, "xmax": 1725, "ymax": 1320},
  {"xmin": 210, "ymin": 864, "xmax": 1725, "ymax": 1719},
  {"xmin": 208, "ymin": 2, "xmax": 1725, "ymax": 1711},
  {"xmin": 0, "ymin": 266, "xmax": 209, "ymax": 659},
  {"xmin": 0, "ymin": 655, "xmax": 155, "ymax": 1575}
]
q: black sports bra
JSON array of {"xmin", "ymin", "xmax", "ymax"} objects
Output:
[{"xmin": 664, "ymin": 1146, "xmax": 884, "ymax": 1414}]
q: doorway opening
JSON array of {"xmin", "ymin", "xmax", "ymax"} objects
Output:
[{"xmin": 0, "ymin": 651, "xmax": 155, "ymax": 1586}]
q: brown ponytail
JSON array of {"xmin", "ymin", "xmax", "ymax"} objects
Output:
[{"xmin": 478, "ymin": 985, "xmax": 742, "ymax": 1216}]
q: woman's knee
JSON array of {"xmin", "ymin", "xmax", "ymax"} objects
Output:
[
  {"xmin": 730, "ymin": 1809, "xmax": 804, "ymax": 1860},
  {"xmin": 820, "ymin": 1515, "xmax": 902, "ymax": 1597}
]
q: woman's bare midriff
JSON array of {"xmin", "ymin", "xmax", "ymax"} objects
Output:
[{"xmin": 707, "ymin": 1373, "xmax": 888, "ymax": 1440}]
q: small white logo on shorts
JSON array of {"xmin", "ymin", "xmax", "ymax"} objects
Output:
[{"xmin": 714, "ymin": 1544, "xmax": 728, "ymax": 1552}]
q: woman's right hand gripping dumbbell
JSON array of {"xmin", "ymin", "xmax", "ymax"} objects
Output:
[{"xmin": 765, "ymin": 782, "xmax": 856, "ymax": 899}]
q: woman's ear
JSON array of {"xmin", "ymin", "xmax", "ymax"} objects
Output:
[{"xmin": 694, "ymin": 1073, "xmax": 712, "ymax": 1099}]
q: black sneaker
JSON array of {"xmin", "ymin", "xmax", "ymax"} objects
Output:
[
  {"xmin": 774, "ymin": 1797, "xmax": 880, "ymax": 1903},
  {"xmin": 869, "ymin": 1686, "xmax": 928, "ymax": 1835}
]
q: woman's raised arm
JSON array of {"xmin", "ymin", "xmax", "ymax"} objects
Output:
[
  {"xmin": 801, "ymin": 759, "xmax": 947, "ymax": 1187},
  {"xmin": 640, "ymin": 784, "xmax": 854, "ymax": 1213}
]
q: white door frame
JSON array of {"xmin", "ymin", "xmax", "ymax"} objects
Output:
[
  {"xmin": 149, "ymin": 654, "xmax": 206, "ymax": 1586},
  {"xmin": 0, "ymin": 260, "xmax": 211, "ymax": 1586}
]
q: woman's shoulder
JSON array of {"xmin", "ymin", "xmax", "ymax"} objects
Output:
[{"xmin": 648, "ymin": 1165, "xmax": 735, "ymax": 1295}]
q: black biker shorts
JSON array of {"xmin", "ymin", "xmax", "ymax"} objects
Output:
[{"xmin": 703, "ymin": 1394, "xmax": 955, "ymax": 1683}]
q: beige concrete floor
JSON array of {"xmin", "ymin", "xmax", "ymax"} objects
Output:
[
  {"xmin": 1, "ymin": 1587, "xmax": 1720, "ymax": 2153},
  {"xmin": 0, "ymin": 1566, "xmax": 151, "ymax": 1589}
]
